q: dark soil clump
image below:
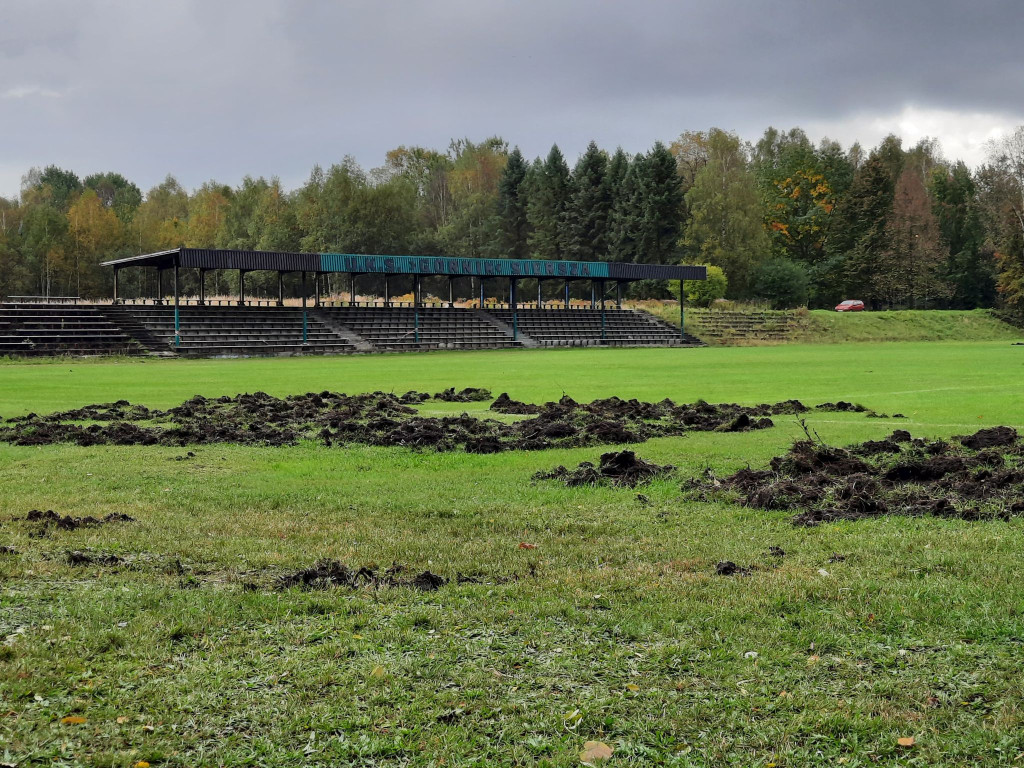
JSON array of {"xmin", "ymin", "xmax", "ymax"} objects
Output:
[
  {"xmin": 534, "ymin": 450, "xmax": 675, "ymax": 488},
  {"xmin": 434, "ymin": 387, "xmax": 492, "ymax": 402},
  {"xmin": 66, "ymin": 550, "xmax": 124, "ymax": 566},
  {"xmin": 958, "ymin": 426, "xmax": 1018, "ymax": 450},
  {"xmin": 276, "ymin": 560, "xmax": 451, "ymax": 591},
  {"xmin": 490, "ymin": 393, "xmax": 542, "ymax": 414},
  {"xmin": 691, "ymin": 425, "xmax": 1024, "ymax": 525},
  {"xmin": 23, "ymin": 509, "xmax": 135, "ymax": 531},
  {"xmin": 715, "ymin": 560, "xmax": 751, "ymax": 576}
]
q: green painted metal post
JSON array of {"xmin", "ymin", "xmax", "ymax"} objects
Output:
[
  {"xmin": 301, "ymin": 271, "xmax": 308, "ymax": 344},
  {"xmin": 679, "ymin": 280, "xmax": 685, "ymax": 341},
  {"xmin": 173, "ymin": 262, "xmax": 180, "ymax": 348},
  {"xmin": 600, "ymin": 280, "xmax": 606, "ymax": 341},
  {"xmin": 510, "ymin": 278, "xmax": 518, "ymax": 341},
  {"xmin": 414, "ymin": 275, "xmax": 421, "ymax": 343}
]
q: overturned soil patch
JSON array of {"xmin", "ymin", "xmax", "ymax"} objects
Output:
[
  {"xmin": 691, "ymin": 427, "xmax": 1024, "ymax": 524},
  {"xmin": 534, "ymin": 450, "xmax": 675, "ymax": 488},
  {"xmin": 434, "ymin": 387, "xmax": 492, "ymax": 402},
  {"xmin": 23, "ymin": 509, "xmax": 135, "ymax": 531},
  {"xmin": 273, "ymin": 560, "xmax": 504, "ymax": 592},
  {"xmin": 0, "ymin": 390, "xmax": 843, "ymax": 455}
]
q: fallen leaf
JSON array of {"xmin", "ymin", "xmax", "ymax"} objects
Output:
[
  {"xmin": 116, "ymin": 716, "xmax": 129, "ymax": 724},
  {"xmin": 625, "ymin": 683, "xmax": 640, "ymax": 692},
  {"xmin": 370, "ymin": 665, "xmax": 386, "ymax": 678},
  {"xmin": 898, "ymin": 736, "xmax": 916, "ymax": 747},
  {"xmin": 135, "ymin": 762, "xmax": 151, "ymax": 768},
  {"xmin": 60, "ymin": 715, "xmax": 86, "ymax": 725},
  {"xmin": 580, "ymin": 740, "xmax": 613, "ymax": 763},
  {"xmin": 518, "ymin": 542, "xmax": 538, "ymax": 550},
  {"xmin": 142, "ymin": 724, "xmax": 155, "ymax": 732}
]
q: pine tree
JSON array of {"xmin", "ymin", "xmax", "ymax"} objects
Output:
[
  {"xmin": 495, "ymin": 147, "xmax": 529, "ymax": 259},
  {"xmin": 931, "ymin": 162, "xmax": 994, "ymax": 308},
  {"xmin": 634, "ymin": 141, "xmax": 684, "ymax": 264},
  {"xmin": 526, "ymin": 145, "xmax": 571, "ymax": 260},
  {"xmin": 608, "ymin": 151, "xmax": 642, "ymax": 263},
  {"xmin": 565, "ymin": 141, "xmax": 611, "ymax": 261}
]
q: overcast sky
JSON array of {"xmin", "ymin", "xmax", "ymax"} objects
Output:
[{"xmin": 2, "ymin": 0, "xmax": 1022, "ymax": 198}]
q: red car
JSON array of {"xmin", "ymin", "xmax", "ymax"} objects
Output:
[{"xmin": 835, "ymin": 299, "xmax": 865, "ymax": 312}]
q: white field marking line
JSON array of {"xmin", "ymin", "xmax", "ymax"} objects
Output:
[
  {"xmin": 780, "ymin": 418, "xmax": 1024, "ymax": 430},
  {"xmin": 842, "ymin": 384, "xmax": 1015, "ymax": 397}
]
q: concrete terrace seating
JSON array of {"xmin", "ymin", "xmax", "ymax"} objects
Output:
[
  {"xmin": 0, "ymin": 303, "xmax": 142, "ymax": 356},
  {"xmin": 484, "ymin": 308, "xmax": 702, "ymax": 347},
  {"xmin": 103, "ymin": 305, "xmax": 358, "ymax": 357},
  {"xmin": 686, "ymin": 310, "xmax": 801, "ymax": 342},
  {"xmin": 318, "ymin": 306, "xmax": 522, "ymax": 350}
]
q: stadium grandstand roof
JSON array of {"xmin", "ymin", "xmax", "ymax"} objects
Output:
[{"xmin": 102, "ymin": 248, "xmax": 707, "ymax": 282}]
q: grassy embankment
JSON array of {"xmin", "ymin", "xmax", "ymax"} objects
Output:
[
  {"xmin": 2, "ymin": 343, "xmax": 1024, "ymax": 766},
  {"xmin": 636, "ymin": 303, "xmax": 1023, "ymax": 345}
]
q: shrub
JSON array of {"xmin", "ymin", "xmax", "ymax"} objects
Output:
[
  {"xmin": 676, "ymin": 264, "xmax": 728, "ymax": 307},
  {"xmin": 753, "ymin": 258, "xmax": 809, "ymax": 309}
]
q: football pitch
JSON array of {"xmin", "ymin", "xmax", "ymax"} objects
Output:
[{"xmin": 1, "ymin": 341, "xmax": 1023, "ymax": 766}]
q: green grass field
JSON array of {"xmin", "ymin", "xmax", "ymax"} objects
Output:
[{"xmin": 2, "ymin": 342, "xmax": 1024, "ymax": 766}]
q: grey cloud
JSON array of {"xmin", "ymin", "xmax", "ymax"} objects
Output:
[{"xmin": 1, "ymin": 0, "xmax": 1022, "ymax": 197}]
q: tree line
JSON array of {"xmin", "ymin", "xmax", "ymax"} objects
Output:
[{"xmin": 3, "ymin": 126, "xmax": 1024, "ymax": 315}]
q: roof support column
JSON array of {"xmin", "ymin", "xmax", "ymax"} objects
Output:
[
  {"xmin": 564, "ymin": 279, "xmax": 570, "ymax": 309},
  {"xmin": 301, "ymin": 271, "xmax": 308, "ymax": 344},
  {"xmin": 173, "ymin": 259, "xmax": 180, "ymax": 348},
  {"xmin": 113, "ymin": 267, "xmax": 120, "ymax": 304},
  {"xmin": 537, "ymin": 279, "xmax": 542, "ymax": 308},
  {"xmin": 314, "ymin": 273, "xmax": 321, "ymax": 307},
  {"xmin": 590, "ymin": 281, "xmax": 596, "ymax": 309},
  {"xmin": 350, "ymin": 274, "xmax": 357, "ymax": 306},
  {"xmin": 198, "ymin": 269, "xmax": 206, "ymax": 306},
  {"xmin": 599, "ymin": 279, "xmax": 606, "ymax": 341},
  {"xmin": 510, "ymin": 278, "xmax": 518, "ymax": 341},
  {"xmin": 414, "ymin": 275, "xmax": 422, "ymax": 344},
  {"xmin": 383, "ymin": 274, "xmax": 390, "ymax": 307},
  {"xmin": 679, "ymin": 280, "xmax": 685, "ymax": 342},
  {"xmin": 238, "ymin": 270, "xmax": 245, "ymax": 306},
  {"xmin": 448, "ymin": 276, "xmax": 454, "ymax": 307},
  {"xmin": 277, "ymin": 272, "xmax": 284, "ymax": 307},
  {"xmin": 615, "ymin": 281, "xmax": 622, "ymax": 309},
  {"xmin": 478, "ymin": 277, "xmax": 485, "ymax": 308},
  {"xmin": 156, "ymin": 268, "xmax": 163, "ymax": 305}
]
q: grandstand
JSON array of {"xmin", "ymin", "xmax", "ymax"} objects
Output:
[{"xmin": 0, "ymin": 249, "xmax": 705, "ymax": 357}]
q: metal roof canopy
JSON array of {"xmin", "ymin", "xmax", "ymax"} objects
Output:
[{"xmin": 102, "ymin": 248, "xmax": 707, "ymax": 282}]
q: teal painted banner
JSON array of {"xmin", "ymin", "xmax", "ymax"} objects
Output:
[{"xmin": 319, "ymin": 253, "xmax": 610, "ymax": 279}]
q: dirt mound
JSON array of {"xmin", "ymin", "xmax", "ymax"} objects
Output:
[
  {"xmin": 693, "ymin": 425, "xmax": 1024, "ymax": 524},
  {"xmin": 958, "ymin": 426, "xmax": 1018, "ymax": 450},
  {"xmin": 23, "ymin": 509, "xmax": 135, "ymax": 531},
  {"xmin": 434, "ymin": 387, "xmax": 492, "ymax": 402},
  {"xmin": 715, "ymin": 560, "xmax": 751, "ymax": 576},
  {"xmin": 490, "ymin": 393, "xmax": 542, "ymax": 414},
  {"xmin": 277, "ymin": 560, "xmax": 449, "ymax": 591},
  {"xmin": 66, "ymin": 550, "xmax": 124, "ymax": 566},
  {"xmin": 534, "ymin": 450, "xmax": 675, "ymax": 488},
  {"xmin": 816, "ymin": 401, "xmax": 867, "ymax": 412}
]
